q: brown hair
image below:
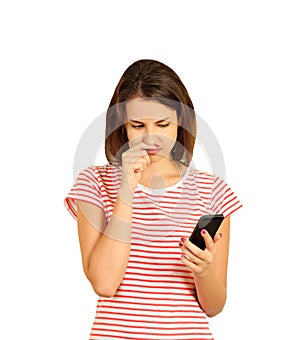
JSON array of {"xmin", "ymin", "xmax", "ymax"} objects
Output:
[{"xmin": 104, "ymin": 59, "xmax": 196, "ymax": 166}]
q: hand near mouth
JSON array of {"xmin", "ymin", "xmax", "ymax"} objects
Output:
[{"xmin": 119, "ymin": 142, "xmax": 154, "ymax": 200}]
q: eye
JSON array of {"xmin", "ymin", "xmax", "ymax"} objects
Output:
[
  {"xmin": 158, "ymin": 123, "xmax": 169, "ymax": 128},
  {"xmin": 132, "ymin": 125, "xmax": 143, "ymax": 129},
  {"xmin": 131, "ymin": 123, "xmax": 170, "ymax": 129}
]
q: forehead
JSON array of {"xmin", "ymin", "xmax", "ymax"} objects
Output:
[{"xmin": 125, "ymin": 98, "xmax": 177, "ymax": 123}]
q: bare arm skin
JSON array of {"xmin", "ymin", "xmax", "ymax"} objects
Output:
[
  {"xmin": 76, "ymin": 142, "xmax": 152, "ymax": 298},
  {"xmin": 180, "ymin": 216, "xmax": 230, "ymax": 317},
  {"xmin": 76, "ymin": 192, "xmax": 133, "ymax": 298}
]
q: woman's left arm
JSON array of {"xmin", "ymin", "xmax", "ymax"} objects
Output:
[{"xmin": 180, "ymin": 216, "xmax": 230, "ymax": 317}]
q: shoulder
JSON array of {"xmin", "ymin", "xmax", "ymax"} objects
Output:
[
  {"xmin": 83, "ymin": 163, "xmax": 122, "ymax": 188},
  {"xmin": 75, "ymin": 163, "xmax": 120, "ymax": 182},
  {"xmin": 189, "ymin": 169, "xmax": 235, "ymax": 200},
  {"xmin": 92, "ymin": 163, "xmax": 121, "ymax": 176},
  {"xmin": 189, "ymin": 167, "xmax": 216, "ymax": 185}
]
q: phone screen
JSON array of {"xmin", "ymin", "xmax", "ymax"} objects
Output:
[{"xmin": 189, "ymin": 214, "xmax": 224, "ymax": 250}]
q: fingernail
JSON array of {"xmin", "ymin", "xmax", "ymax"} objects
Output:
[
  {"xmin": 179, "ymin": 242, "xmax": 183, "ymax": 247},
  {"xmin": 181, "ymin": 237, "xmax": 186, "ymax": 242},
  {"xmin": 201, "ymin": 229, "xmax": 206, "ymax": 235}
]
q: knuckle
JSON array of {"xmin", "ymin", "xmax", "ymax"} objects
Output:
[{"xmin": 194, "ymin": 248, "xmax": 202, "ymax": 258}]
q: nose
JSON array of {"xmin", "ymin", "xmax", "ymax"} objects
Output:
[{"xmin": 143, "ymin": 132, "xmax": 156, "ymax": 145}]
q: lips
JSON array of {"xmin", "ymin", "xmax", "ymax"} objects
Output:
[{"xmin": 145, "ymin": 148, "xmax": 161, "ymax": 155}]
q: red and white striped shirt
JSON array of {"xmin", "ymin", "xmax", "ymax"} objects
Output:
[{"xmin": 64, "ymin": 164, "xmax": 242, "ymax": 340}]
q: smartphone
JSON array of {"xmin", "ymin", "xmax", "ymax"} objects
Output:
[{"xmin": 189, "ymin": 214, "xmax": 224, "ymax": 250}]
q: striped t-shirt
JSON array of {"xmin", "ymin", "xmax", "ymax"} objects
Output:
[{"xmin": 64, "ymin": 163, "xmax": 242, "ymax": 340}]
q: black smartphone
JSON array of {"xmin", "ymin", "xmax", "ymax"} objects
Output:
[{"xmin": 189, "ymin": 214, "xmax": 224, "ymax": 250}]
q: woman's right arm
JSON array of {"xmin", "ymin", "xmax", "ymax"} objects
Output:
[
  {"xmin": 77, "ymin": 142, "xmax": 152, "ymax": 298},
  {"xmin": 76, "ymin": 191, "xmax": 133, "ymax": 298}
]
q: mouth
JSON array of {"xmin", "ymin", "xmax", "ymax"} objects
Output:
[{"xmin": 145, "ymin": 148, "xmax": 161, "ymax": 155}]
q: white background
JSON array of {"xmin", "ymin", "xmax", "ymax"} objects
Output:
[{"xmin": 1, "ymin": 1, "xmax": 299, "ymax": 339}]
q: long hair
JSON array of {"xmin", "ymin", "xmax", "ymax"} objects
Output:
[{"xmin": 105, "ymin": 59, "xmax": 196, "ymax": 166}]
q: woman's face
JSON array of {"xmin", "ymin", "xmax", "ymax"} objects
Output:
[{"xmin": 124, "ymin": 98, "xmax": 180, "ymax": 161}]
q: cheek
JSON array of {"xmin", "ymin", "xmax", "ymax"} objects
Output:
[
  {"xmin": 126, "ymin": 130, "xmax": 145, "ymax": 146},
  {"xmin": 160, "ymin": 129, "xmax": 178, "ymax": 148},
  {"xmin": 172, "ymin": 126, "xmax": 179, "ymax": 139},
  {"xmin": 166, "ymin": 125, "xmax": 179, "ymax": 142},
  {"xmin": 125, "ymin": 126, "xmax": 138, "ymax": 140}
]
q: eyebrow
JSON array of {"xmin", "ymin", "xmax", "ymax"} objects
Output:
[{"xmin": 129, "ymin": 117, "xmax": 170, "ymax": 124}]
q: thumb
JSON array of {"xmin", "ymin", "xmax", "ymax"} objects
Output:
[{"xmin": 213, "ymin": 232, "xmax": 223, "ymax": 243}]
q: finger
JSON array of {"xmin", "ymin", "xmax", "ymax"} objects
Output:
[
  {"xmin": 129, "ymin": 141, "xmax": 158, "ymax": 151},
  {"xmin": 127, "ymin": 149, "xmax": 151, "ymax": 164},
  {"xmin": 124, "ymin": 152, "xmax": 151, "ymax": 170},
  {"xmin": 128, "ymin": 157, "xmax": 151, "ymax": 170},
  {"xmin": 181, "ymin": 254, "xmax": 201, "ymax": 272},
  {"xmin": 180, "ymin": 237, "xmax": 205, "ymax": 259},
  {"xmin": 129, "ymin": 143, "xmax": 158, "ymax": 157},
  {"xmin": 179, "ymin": 243, "xmax": 205, "ymax": 265},
  {"xmin": 138, "ymin": 153, "xmax": 151, "ymax": 165},
  {"xmin": 213, "ymin": 232, "xmax": 223, "ymax": 243},
  {"xmin": 200, "ymin": 229, "xmax": 215, "ymax": 252},
  {"xmin": 132, "ymin": 159, "xmax": 149, "ymax": 173},
  {"xmin": 136, "ymin": 155, "xmax": 151, "ymax": 168}
]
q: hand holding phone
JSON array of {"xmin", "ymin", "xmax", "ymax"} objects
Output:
[{"xmin": 189, "ymin": 214, "xmax": 224, "ymax": 250}]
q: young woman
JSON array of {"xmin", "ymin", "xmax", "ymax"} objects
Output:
[{"xmin": 64, "ymin": 59, "xmax": 242, "ymax": 340}]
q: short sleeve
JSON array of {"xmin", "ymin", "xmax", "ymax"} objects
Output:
[
  {"xmin": 64, "ymin": 166, "xmax": 105, "ymax": 221},
  {"xmin": 207, "ymin": 176, "xmax": 243, "ymax": 218}
]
